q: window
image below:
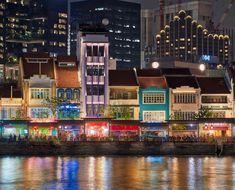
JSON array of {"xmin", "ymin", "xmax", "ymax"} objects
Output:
[
  {"xmin": 143, "ymin": 92, "xmax": 165, "ymax": 104},
  {"xmin": 1, "ymin": 107, "xmax": 18, "ymax": 119},
  {"xmin": 202, "ymin": 96, "xmax": 227, "ymax": 103},
  {"xmin": 143, "ymin": 111, "xmax": 165, "ymax": 122},
  {"xmin": 173, "ymin": 111, "xmax": 195, "ymax": 120},
  {"xmin": 174, "ymin": 93, "xmax": 196, "ymax": 103},
  {"xmin": 212, "ymin": 112, "xmax": 225, "ymax": 118},
  {"xmin": 65, "ymin": 89, "xmax": 72, "ymax": 99},
  {"xmin": 31, "ymin": 108, "xmax": 50, "ymax": 118},
  {"xmin": 31, "ymin": 89, "xmax": 49, "ymax": 99},
  {"xmin": 73, "ymin": 89, "xmax": 80, "ymax": 100},
  {"xmin": 57, "ymin": 89, "xmax": 64, "ymax": 98}
]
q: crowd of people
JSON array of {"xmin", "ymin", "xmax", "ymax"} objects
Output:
[{"xmin": 0, "ymin": 132, "xmax": 234, "ymax": 144}]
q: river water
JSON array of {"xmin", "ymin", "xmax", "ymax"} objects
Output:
[{"xmin": 0, "ymin": 156, "xmax": 235, "ymax": 190}]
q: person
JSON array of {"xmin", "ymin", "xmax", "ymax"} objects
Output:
[
  {"xmin": 13, "ymin": 134, "xmax": 17, "ymax": 142},
  {"xmin": 18, "ymin": 134, "xmax": 21, "ymax": 142},
  {"xmin": 9, "ymin": 134, "xmax": 12, "ymax": 142}
]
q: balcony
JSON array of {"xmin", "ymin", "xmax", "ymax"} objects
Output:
[
  {"xmin": 110, "ymin": 99, "xmax": 138, "ymax": 105},
  {"xmin": 86, "ymin": 76, "xmax": 104, "ymax": 84},
  {"xmin": 86, "ymin": 95, "xmax": 105, "ymax": 104},
  {"xmin": 86, "ymin": 56, "xmax": 105, "ymax": 65}
]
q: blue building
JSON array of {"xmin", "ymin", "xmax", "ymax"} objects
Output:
[{"xmin": 137, "ymin": 70, "xmax": 169, "ymax": 137}]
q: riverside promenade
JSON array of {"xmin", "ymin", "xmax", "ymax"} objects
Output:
[{"xmin": 0, "ymin": 141, "xmax": 235, "ymax": 156}]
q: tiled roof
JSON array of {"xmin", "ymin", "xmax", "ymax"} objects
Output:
[
  {"xmin": 109, "ymin": 70, "xmax": 138, "ymax": 86},
  {"xmin": 161, "ymin": 68, "xmax": 191, "ymax": 75},
  {"xmin": 0, "ymin": 83, "xmax": 22, "ymax": 98},
  {"xmin": 55, "ymin": 64, "xmax": 80, "ymax": 88},
  {"xmin": 166, "ymin": 76, "xmax": 199, "ymax": 88},
  {"xmin": 22, "ymin": 58, "xmax": 55, "ymax": 79},
  {"xmin": 136, "ymin": 69, "xmax": 162, "ymax": 77},
  {"xmin": 57, "ymin": 55, "xmax": 77, "ymax": 63},
  {"xmin": 23, "ymin": 52, "xmax": 50, "ymax": 59},
  {"xmin": 138, "ymin": 77, "xmax": 167, "ymax": 88},
  {"xmin": 197, "ymin": 77, "xmax": 230, "ymax": 94}
]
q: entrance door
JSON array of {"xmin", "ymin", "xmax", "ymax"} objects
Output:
[{"xmin": 221, "ymin": 130, "xmax": 226, "ymax": 137}]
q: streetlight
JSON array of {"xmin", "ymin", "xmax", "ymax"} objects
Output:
[
  {"xmin": 152, "ymin": 61, "xmax": 160, "ymax": 69},
  {"xmin": 199, "ymin": 63, "xmax": 206, "ymax": 72}
]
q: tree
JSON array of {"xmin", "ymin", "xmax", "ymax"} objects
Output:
[
  {"xmin": 100, "ymin": 106, "xmax": 133, "ymax": 120},
  {"xmin": 12, "ymin": 108, "xmax": 29, "ymax": 120},
  {"xmin": 43, "ymin": 97, "xmax": 70, "ymax": 118},
  {"xmin": 193, "ymin": 107, "xmax": 213, "ymax": 119}
]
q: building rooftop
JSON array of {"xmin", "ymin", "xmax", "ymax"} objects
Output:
[
  {"xmin": 136, "ymin": 69, "xmax": 162, "ymax": 77},
  {"xmin": 55, "ymin": 63, "xmax": 80, "ymax": 88},
  {"xmin": 22, "ymin": 58, "xmax": 55, "ymax": 79},
  {"xmin": 165, "ymin": 76, "xmax": 199, "ymax": 88},
  {"xmin": 109, "ymin": 70, "xmax": 138, "ymax": 86},
  {"xmin": 138, "ymin": 77, "xmax": 167, "ymax": 88},
  {"xmin": 0, "ymin": 84, "xmax": 22, "ymax": 98},
  {"xmin": 161, "ymin": 68, "xmax": 192, "ymax": 76},
  {"xmin": 23, "ymin": 52, "xmax": 50, "ymax": 59},
  {"xmin": 57, "ymin": 55, "xmax": 77, "ymax": 63},
  {"xmin": 197, "ymin": 77, "xmax": 230, "ymax": 94}
]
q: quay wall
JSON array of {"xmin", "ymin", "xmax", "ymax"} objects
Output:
[{"xmin": 1, "ymin": 142, "xmax": 234, "ymax": 156}]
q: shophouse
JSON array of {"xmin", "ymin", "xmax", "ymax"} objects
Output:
[
  {"xmin": 137, "ymin": 69, "xmax": 169, "ymax": 137},
  {"xmin": 108, "ymin": 69, "xmax": 139, "ymax": 138},
  {"xmin": 166, "ymin": 75, "xmax": 200, "ymax": 136},
  {"xmin": 197, "ymin": 77, "xmax": 233, "ymax": 137},
  {"xmin": 19, "ymin": 53, "xmax": 57, "ymax": 136}
]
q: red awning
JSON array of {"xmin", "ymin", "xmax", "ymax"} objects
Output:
[{"xmin": 111, "ymin": 125, "xmax": 139, "ymax": 131}]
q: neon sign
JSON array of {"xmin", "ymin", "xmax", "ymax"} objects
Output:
[{"xmin": 201, "ymin": 55, "xmax": 211, "ymax": 61}]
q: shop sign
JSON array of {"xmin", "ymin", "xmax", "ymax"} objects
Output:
[
  {"xmin": 203, "ymin": 123, "xmax": 229, "ymax": 130},
  {"xmin": 111, "ymin": 125, "xmax": 139, "ymax": 131}
]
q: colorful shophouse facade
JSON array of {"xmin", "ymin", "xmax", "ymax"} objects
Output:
[
  {"xmin": 166, "ymin": 75, "xmax": 201, "ymax": 136},
  {"xmin": 137, "ymin": 69, "xmax": 169, "ymax": 137},
  {"xmin": 197, "ymin": 77, "xmax": 233, "ymax": 137},
  {"xmin": 19, "ymin": 53, "xmax": 57, "ymax": 136},
  {"xmin": 108, "ymin": 69, "xmax": 140, "ymax": 137}
]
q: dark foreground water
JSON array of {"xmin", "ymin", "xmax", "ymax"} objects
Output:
[{"xmin": 0, "ymin": 156, "xmax": 235, "ymax": 190}]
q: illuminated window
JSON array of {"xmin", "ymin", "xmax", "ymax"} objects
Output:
[
  {"xmin": 31, "ymin": 88, "xmax": 49, "ymax": 99},
  {"xmin": 143, "ymin": 111, "xmax": 165, "ymax": 122},
  {"xmin": 143, "ymin": 92, "xmax": 165, "ymax": 104},
  {"xmin": 174, "ymin": 93, "xmax": 196, "ymax": 103}
]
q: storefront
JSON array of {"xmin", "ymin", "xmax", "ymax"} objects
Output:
[
  {"xmin": 1, "ymin": 123, "xmax": 28, "ymax": 137},
  {"xmin": 58, "ymin": 120, "xmax": 84, "ymax": 140},
  {"xmin": 109, "ymin": 120, "xmax": 139, "ymax": 140},
  {"xmin": 84, "ymin": 119, "xmax": 110, "ymax": 138},
  {"xmin": 140, "ymin": 122, "xmax": 168, "ymax": 138},
  {"xmin": 199, "ymin": 123, "xmax": 232, "ymax": 137},
  {"xmin": 170, "ymin": 123, "xmax": 198, "ymax": 137},
  {"xmin": 29, "ymin": 121, "xmax": 57, "ymax": 137}
]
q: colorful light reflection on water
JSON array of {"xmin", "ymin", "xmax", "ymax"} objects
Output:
[{"xmin": 0, "ymin": 156, "xmax": 235, "ymax": 189}]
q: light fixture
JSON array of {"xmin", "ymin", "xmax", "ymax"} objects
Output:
[
  {"xmin": 152, "ymin": 61, "xmax": 159, "ymax": 69},
  {"xmin": 199, "ymin": 63, "xmax": 206, "ymax": 71}
]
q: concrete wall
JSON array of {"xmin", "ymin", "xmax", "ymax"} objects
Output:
[{"xmin": 0, "ymin": 142, "xmax": 223, "ymax": 156}]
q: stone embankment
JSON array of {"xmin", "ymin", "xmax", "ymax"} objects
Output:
[{"xmin": 1, "ymin": 142, "xmax": 234, "ymax": 156}]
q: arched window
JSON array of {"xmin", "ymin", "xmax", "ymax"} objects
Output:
[
  {"xmin": 57, "ymin": 89, "xmax": 64, "ymax": 98},
  {"xmin": 73, "ymin": 89, "xmax": 80, "ymax": 100},
  {"xmin": 66, "ymin": 88, "xmax": 72, "ymax": 99}
]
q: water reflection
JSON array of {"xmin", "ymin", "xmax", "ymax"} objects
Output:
[{"xmin": 0, "ymin": 156, "xmax": 235, "ymax": 189}]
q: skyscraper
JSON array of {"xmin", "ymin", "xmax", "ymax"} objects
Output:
[
  {"xmin": 0, "ymin": 0, "xmax": 68, "ymax": 68},
  {"xmin": 69, "ymin": 0, "xmax": 141, "ymax": 69}
]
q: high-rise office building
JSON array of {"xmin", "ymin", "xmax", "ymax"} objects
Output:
[
  {"xmin": 156, "ymin": 10, "xmax": 230, "ymax": 65},
  {"xmin": 69, "ymin": 0, "xmax": 141, "ymax": 69},
  {"xmin": 141, "ymin": 0, "xmax": 214, "ymax": 66},
  {"xmin": 0, "ymin": 0, "xmax": 68, "ymax": 68}
]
